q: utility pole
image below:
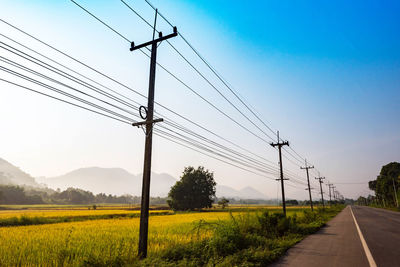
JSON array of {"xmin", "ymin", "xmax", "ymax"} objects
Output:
[
  {"xmin": 392, "ymin": 178, "xmax": 399, "ymax": 208},
  {"xmin": 327, "ymin": 183, "xmax": 333, "ymax": 205},
  {"xmin": 270, "ymin": 131, "xmax": 289, "ymax": 216},
  {"xmin": 129, "ymin": 9, "xmax": 177, "ymax": 259},
  {"xmin": 331, "ymin": 186, "xmax": 336, "ymax": 202},
  {"xmin": 315, "ymin": 175, "xmax": 325, "ymax": 208},
  {"xmin": 300, "ymin": 160, "xmax": 314, "ymax": 211}
]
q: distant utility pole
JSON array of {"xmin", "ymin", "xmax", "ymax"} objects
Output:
[
  {"xmin": 327, "ymin": 183, "xmax": 333, "ymax": 205},
  {"xmin": 315, "ymin": 175, "xmax": 325, "ymax": 208},
  {"xmin": 333, "ymin": 187, "xmax": 337, "ymax": 201},
  {"xmin": 300, "ymin": 160, "xmax": 314, "ymax": 211},
  {"xmin": 270, "ymin": 131, "xmax": 289, "ymax": 216},
  {"xmin": 392, "ymin": 178, "xmax": 399, "ymax": 208},
  {"xmin": 129, "ymin": 9, "xmax": 177, "ymax": 259}
]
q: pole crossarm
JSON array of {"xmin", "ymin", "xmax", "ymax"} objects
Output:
[
  {"xmin": 270, "ymin": 141, "xmax": 289, "ymax": 148},
  {"xmin": 132, "ymin": 118, "xmax": 163, "ymax": 127},
  {"xmin": 130, "ymin": 28, "xmax": 177, "ymax": 51}
]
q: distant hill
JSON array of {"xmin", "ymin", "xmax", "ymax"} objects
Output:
[
  {"xmin": 37, "ymin": 167, "xmax": 178, "ymax": 197},
  {"xmin": 216, "ymin": 185, "xmax": 268, "ymax": 200},
  {"xmin": 0, "ymin": 158, "xmax": 39, "ymax": 187},
  {"xmin": 39, "ymin": 167, "xmax": 269, "ymax": 199},
  {"xmin": 0, "ymin": 157, "xmax": 269, "ymax": 199}
]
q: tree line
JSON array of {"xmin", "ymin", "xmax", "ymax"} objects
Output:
[
  {"xmin": 0, "ymin": 185, "xmax": 167, "ymax": 205},
  {"xmin": 367, "ymin": 162, "xmax": 400, "ymax": 207}
]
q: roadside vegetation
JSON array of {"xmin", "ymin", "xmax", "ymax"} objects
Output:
[
  {"xmin": 0, "ymin": 205, "xmax": 343, "ymax": 266},
  {"xmin": 140, "ymin": 205, "xmax": 343, "ymax": 266},
  {"xmin": 357, "ymin": 162, "xmax": 400, "ymax": 211}
]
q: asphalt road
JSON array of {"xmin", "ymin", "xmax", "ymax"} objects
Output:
[{"xmin": 273, "ymin": 205, "xmax": 400, "ymax": 267}]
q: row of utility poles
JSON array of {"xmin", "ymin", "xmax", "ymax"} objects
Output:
[{"xmin": 129, "ymin": 8, "xmax": 344, "ymax": 259}]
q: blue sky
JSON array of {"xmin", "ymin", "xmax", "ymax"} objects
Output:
[{"xmin": 0, "ymin": 0, "xmax": 399, "ymax": 199}]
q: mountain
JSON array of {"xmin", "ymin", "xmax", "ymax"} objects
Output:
[
  {"xmin": 38, "ymin": 167, "xmax": 177, "ymax": 197},
  {"xmin": 0, "ymin": 157, "xmax": 268, "ymax": 199},
  {"xmin": 0, "ymin": 158, "xmax": 39, "ymax": 187},
  {"xmin": 40, "ymin": 167, "xmax": 267, "ymax": 199},
  {"xmin": 216, "ymin": 185, "xmax": 268, "ymax": 199}
]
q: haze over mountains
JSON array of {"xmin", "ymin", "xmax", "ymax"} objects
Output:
[
  {"xmin": 0, "ymin": 157, "xmax": 269, "ymax": 199},
  {"xmin": 0, "ymin": 158, "xmax": 39, "ymax": 187}
]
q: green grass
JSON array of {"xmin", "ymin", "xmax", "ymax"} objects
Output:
[
  {"xmin": 0, "ymin": 205, "xmax": 344, "ymax": 266},
  {"xmin": 138, "ymin": 205, "xmax": 344, "ymax": 266}
]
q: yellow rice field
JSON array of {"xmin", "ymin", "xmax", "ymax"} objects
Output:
[
  {"xmin": 0, "ymin": 208, "xmax": 169, "ymax": 219},
  {"xmin": 0, "ymin": 211, "xmax": 232, "ymax": 266},
  {"xmin": 0, "ymin": 206, "xmax": 309, "ymax": 266}
]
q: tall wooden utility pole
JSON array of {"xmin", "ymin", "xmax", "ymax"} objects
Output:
[
  {"xmin": 270, "ymin": 131, "xmax": 289, "ymax": 216},
  {"xmin": 315, "ymin": 175, "xmax": 325, "ymax": 208},
  {"xmin": 129, "ymin": 9, "xmax": 177, "ymax": 259},
  {"xmin": 300, "ymin": 160, "xmax": 314, "ymax": 211}
]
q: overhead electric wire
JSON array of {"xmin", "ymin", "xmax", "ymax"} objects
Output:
[
  {"xmin": 161, "ymin": 121, "xmax": 280, "ymax": 174},
  {"xmin": 0, "ymin": 11, "xmax": 335, "ymax": 192},
  {"xmin": 0, "ymin": 53, "xmax": 140, "ymax": 121},
  {"xmin": 121, "ymin": 0, "xmax": 277, "ymax": 142},
  {"xmin": 123, "ymin": 0, "xmax": 328, "ymax": 188},
  {"xmin": 71, "ymin": 0, "xmax": 321, "ymax": 193},
  {"xmin": 153, "ymin": 128, "xmax": 278, "ymax": 182},
  {"xmin": 2, "ymin": 61, "xmax": 282, "ymax": 178},
  {"xmin": 142, "ymin": 0, "xmax": 324, "ymax": 176},
  {"xmin": 0, "ymin": 33, "xmax": 145, "ymax": 109},
  {"xmin": 2, "ymin": 40, "xmax": 283, "ymax": 175},
  {"xmin": 0, "ymin": 41, "xmax": 144, "ymax": 114},
  {"xmin": 154, "ymin": 131, "xmax": 279, "ymax": 183},
  {"xmin": 1, "ymin": 42, "xmax": 283, "ymax": 178},
  {"xmin": 69, "ymin": 1, "xmax": 277, "ymax": 146},
  {"xmin": 0, "ymin": 19, "xmax": 281, "ymax": 170},
  {"xmin": 3, "ymin": 66, "xmax": 281, "ymax": 180},
  {"xmin": 0, "ymin": 29, "xmax": 284, "ymax": 179},
  {"xmin": 0, "ymin": 78, "xmax": 132, "ymax": 125},
  {"xmin": 0, "ymin": 66, "xmax": 136, "ymax": 123},
  {"xmin": 70, "ymin": 0, "xmax": 131, "ymax": 43},
  {"xmin": 156, "ymin": 125, "xmax": 279, "ymax": 176}
]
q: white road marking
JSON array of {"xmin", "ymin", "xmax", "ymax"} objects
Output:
[{"xmin": 350, "ymin": 206, "xmax": 377, "ymax": 267}]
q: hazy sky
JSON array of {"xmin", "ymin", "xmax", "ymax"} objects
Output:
[{"xmin": 0, "ymin": 0, "xmax": 399, "ymax": 200}]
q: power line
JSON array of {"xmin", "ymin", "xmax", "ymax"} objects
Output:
[
  {"xmin": 0, "ymin": 78, "xmax": 132, "ymax": 125},
  {"xmin": 0, "ymin": 65, "xmax": 136, "ymax": 123},
  {"xmin": 70, "ymin": 0, "xmax": 131, "ymax": 43},
  {"xmin": 142, "ymin": 0, "xmax": 317, "ymax": 171},
  {"xmin": 0, "ymin": 22, "xmax": 284, "ymax": 176},
  {"xmin": 69, "ymin": 1, "xmax": 276, "ymax": 147},
  {"xmin": 0, "ymin": 53, "xmax": 140, "ymax": 121},
  {"xmin": 0, "ymin": 11, "xmax": 337, "ymax": 191},
  {"xmin": 1, "ymin": 49, "xmax": 281, "ymax": 176}
]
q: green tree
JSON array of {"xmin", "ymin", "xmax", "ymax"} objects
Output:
[
  {"xmin": 218, "ymin": 197, "xmax": 229, "ymax": 209},
  {"xmin": 168, "ymin": 166, "xmax": 216, "ymax": 211},
  {"xmin": 369, "ymin": 162, "xmax": 400, "ymax": 206}
]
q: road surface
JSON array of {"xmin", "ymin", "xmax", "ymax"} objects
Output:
[{"xmin": 273, "ymin": 205, "xmax": 400, "ymax": 267}]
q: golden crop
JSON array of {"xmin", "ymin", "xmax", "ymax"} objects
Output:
[
  {"xmin": 0, "ymin": 211, "xmax": 231, "ymax": 266},
  {"xmin": 0, "ymin": 206, "xmax": 308, "ymax": 266},
  {"xmin": 0, "ymin": 209, "xmax": 169, "ymax": 219}
]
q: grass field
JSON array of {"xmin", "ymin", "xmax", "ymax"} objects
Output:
[{"xmin": 0, "ymin": 205, "xmax": 342, "ymax": 266}]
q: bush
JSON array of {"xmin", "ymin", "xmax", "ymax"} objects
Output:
[{"xmin": 156, "ymin": 206, "xmax": 344, "ymax": 266}]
